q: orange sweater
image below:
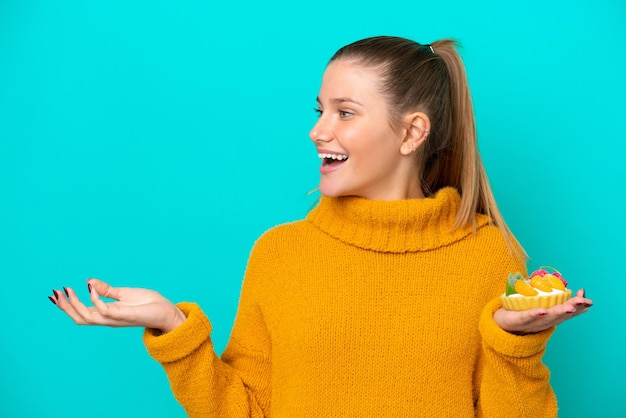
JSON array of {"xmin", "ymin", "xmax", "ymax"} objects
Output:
[{"xmin": 144, "ymin": 188, "xmax": 557, "ymax": 417}]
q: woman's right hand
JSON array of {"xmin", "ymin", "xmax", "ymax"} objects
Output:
[{"xmin": 49, "ymin": 279, "xmax": 187, "ymax": 334}]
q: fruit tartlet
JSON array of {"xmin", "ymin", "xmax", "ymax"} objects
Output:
[{"xmin": 501, "ymin": 266, "xmax": 572, "ymax": 311}]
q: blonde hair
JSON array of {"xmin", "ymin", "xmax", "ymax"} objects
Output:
[{"xmin": 330, "ymin": 36, "xmax": 525, "ymax": 259}]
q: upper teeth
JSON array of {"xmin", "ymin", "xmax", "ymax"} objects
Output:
[{"xmin": 319, "ymin": 153, "xmax": 348, "ymax": 160}]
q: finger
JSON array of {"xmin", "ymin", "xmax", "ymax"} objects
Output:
[
  {"xmin": 88, "ymin": 280, "xmax": 117, "ymax": 318},
  {"xmin": 66, "ymin": 285, "xmax": 121, "ymax": 325},
  {"xmin": 547, "ymin": 300, "xmax": 577, "ymax": 316},
  {"xmin": 530, "ymin": 307, "xmax": 549, "ymax": 318},
  {"xmin": 573, "ymin": 289, "xmax": 587, "ymax": 303},
  {"xmin": 54, "ymin": 287, "xmax": 93, "ymax": 325},
  {"xmin": 517, "ymin": 307, "xmax": 548, "ymax": 324},
  {"xmin": 565, "ymin": 290, "xmax": 593, "ymax": 312},
  {"xmin": 48, "ymin": 289, "xmax": 62, "ymax": 305},
  {"xmin": 543, "ymin": 301, "xmax": 590, "ymax": 326},
  {"xmin": 87, "ymin": 278, "xmax": 123, "ymax": 301},
  {"xmin": 576, "ymin": 288, "xmax": 593, "ymax": 307},
  {"xmin": 53, "ymin": 286, "xmax": 132, "ymax": 327},
  {"xmin": 88, "ymin": 282, "xmax": 144, "ymax": 325}
]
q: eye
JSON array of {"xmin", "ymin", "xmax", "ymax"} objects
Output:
[
  {"xmin": 339, "ymin": 110, "xmax": 354, "ymax": 119},
  {"xmin": 313, "ymin": 107, "xmax": 323, "ymax": 117}
]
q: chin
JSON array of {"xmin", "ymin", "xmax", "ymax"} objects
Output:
[
  {"xmin": 319, "ymin": 189, "xmax": 360, "ymax": 199},
  {"xmin": 318, "ymin": 184, "xmax": 347, "ymax": 198},
  {"xmin": 318, "ymin": 179, "xmax": 364, "ymax": 198},
  {"xmin": 319, "ymin": 190, "xmax": 341, "ymax": 198}
]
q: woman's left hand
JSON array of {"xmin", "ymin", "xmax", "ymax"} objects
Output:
[{"xmin": 493, "ymin": 289, "xmax": 592, "ymax": 335}]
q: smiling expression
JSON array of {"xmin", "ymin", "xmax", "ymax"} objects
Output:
[{"xmin": 309, "ymin": 59, "xmax": 423, "ymax": 200}]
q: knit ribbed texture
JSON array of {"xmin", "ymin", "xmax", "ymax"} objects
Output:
[
  {"xmin": 144, "ymin": 187, "xmax": 557, "ymax": 417},
  {"xmin": 307, "ymin": 187, "xmax": 489, "ymax": 252}
]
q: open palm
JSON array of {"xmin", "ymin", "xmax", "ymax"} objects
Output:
[
  {"xmin": 51, "ymin": 279, "xmax": 186, "ymax": 333},
  {"xmin": 494, "ymin": 288, "xmax": 592, "ymax": 335}
]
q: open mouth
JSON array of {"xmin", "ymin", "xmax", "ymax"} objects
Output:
[{"xmin": 319, "ymin": 152, "xmax": 349, "ymax": 167}]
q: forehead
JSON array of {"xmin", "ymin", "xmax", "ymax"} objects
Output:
[{"xmin": 318, "ymin": 59, "xmax": 383, "ymax": 102}]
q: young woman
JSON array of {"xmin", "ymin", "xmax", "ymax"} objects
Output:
[{"xmin": 50, "ymin": 36, "xmax": 592, "ymax": 417}]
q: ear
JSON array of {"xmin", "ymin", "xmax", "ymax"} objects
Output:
[{"xmin": 399, "ymin": 112, "xmax": 431, "ymax": 156}]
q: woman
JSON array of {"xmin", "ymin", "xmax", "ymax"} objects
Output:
[{"xmin": 50, "ymin": 36, "xmax": 592, "ymax": 417}]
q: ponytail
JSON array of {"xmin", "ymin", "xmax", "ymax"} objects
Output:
[{"xmin": 430, "ymin": 40, "xmax": 524, "ymax": 259}]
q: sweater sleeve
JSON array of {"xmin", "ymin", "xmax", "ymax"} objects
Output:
[
  {"xmin": 475, "ymin": 296, "xmax": 558, "ymax": 418},
  {"xmin": 142, "ymin": 298, "xmax": 270, "ymax": 418},
  {"xmin": 142, "ymin": 232, "xmax": 276, "ymax": 418}
]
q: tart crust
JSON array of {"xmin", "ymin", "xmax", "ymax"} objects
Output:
[{"xmin": 501, "ymin": 289, "xmax": 572, "ymax": 311}]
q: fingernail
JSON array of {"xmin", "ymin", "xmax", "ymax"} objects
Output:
[
  {"xmin": 63, "ymin": 287, "xmax": 69, "ymax": 297},
  {"xmin": 52, "ymin": 289, "xmax": 59, "ymax": 300},
  {"xmin": 582, "ymin": 288, "xmax": 586, "ymax": 298},
  {"xmin": 48, "ymin": 296, "xmax": 57, "ymax": 305},
  {"xmin": 88, "ymin": 283, "xmax": 92, "ymax": 293},
  {"xmin": 539, "ymin": 312, "xmax": 548, "ymax": 316}
]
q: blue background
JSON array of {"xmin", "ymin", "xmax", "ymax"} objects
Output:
[{"xmin": 1, "ymin": 1, "xmax": 624, "ymax": 417}]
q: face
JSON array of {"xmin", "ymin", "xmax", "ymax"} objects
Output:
[{"xmin": 309, "ymin": 59, "xmax": 422, "ymax": 200}]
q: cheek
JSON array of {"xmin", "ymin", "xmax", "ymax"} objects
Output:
[
  {"xmin": 343, "ymin": 122, "xmax": 380, "ymax": 149},
  {"xmin": 350, "ymin": 127, "xmax": 399, "ymax": 159}
]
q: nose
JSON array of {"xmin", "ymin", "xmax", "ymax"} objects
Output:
[{"xmin": 309, "ymin": 116, "xmax": 332, "ymax": 144}]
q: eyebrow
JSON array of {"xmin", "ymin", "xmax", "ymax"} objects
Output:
[{"xmin": 316, "ymin": 96, "xmax": 364, "ymax": 107}]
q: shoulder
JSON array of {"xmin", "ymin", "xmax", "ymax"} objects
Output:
[
  {"xmin": 254, "ymin": 219, "xmax": 308, "ymax": 243},
  {"xmin": 469, "ymin": 215, "xmax": 511, "ymax": 250},
  {"xmin": 460, "ymin": 218, "xmax": 525, "ymax": 271},
  {"xmin": 242, "ymin": 220, "xmax": 312, "ymax": 285},
  {"xmin": 248, "ymin": 219, "xmax": 311, "ymax": 258}
]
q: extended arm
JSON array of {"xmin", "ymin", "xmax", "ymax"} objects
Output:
[{"xmin": 51, "ymin": 276, "xmax": 272, "ymax": 417}]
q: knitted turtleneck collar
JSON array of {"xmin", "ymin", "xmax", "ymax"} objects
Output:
[{"xmin": 306, "ymin": 187, "xmax": 490, "ymax": 253}]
